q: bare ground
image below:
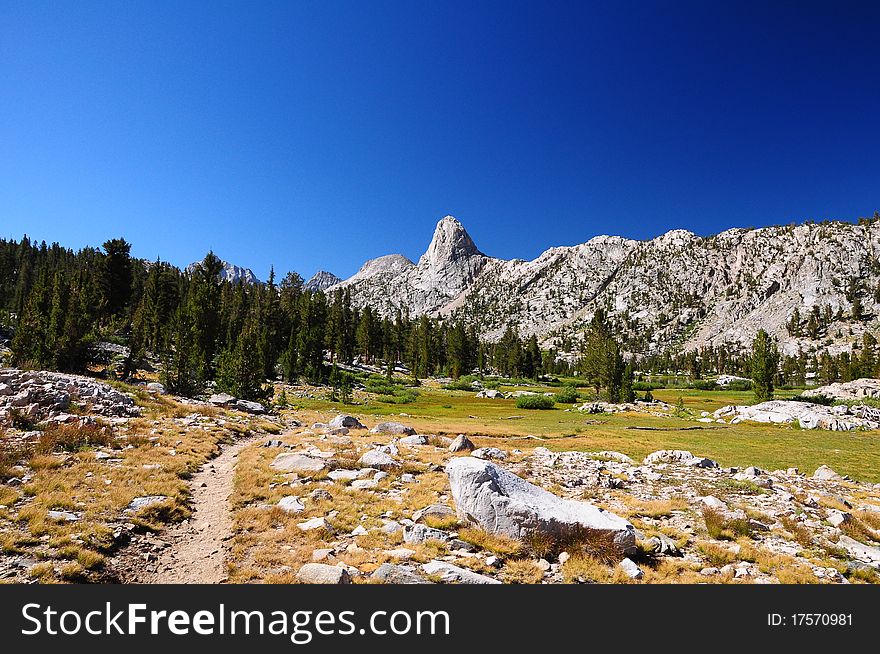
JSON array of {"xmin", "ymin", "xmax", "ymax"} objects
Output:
[{"xmin": 134, "ymin": 435, "xmax": 260, "ymax": 584}]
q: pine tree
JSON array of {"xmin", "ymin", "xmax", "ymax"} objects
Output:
[
  {"xmin": 101, "ymin": 238, "xmax": 134, "ymax": 318},
  {"xmin": 216, "ymin": 310, "xmax": 265, "ymax": 401},
  {"xmin": 751, "ymin": 329, "xmax": 780, "ymax": 402}
]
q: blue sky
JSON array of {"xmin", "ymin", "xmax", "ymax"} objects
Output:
[{"xmin": 1, "ymin": 1, "xmax": 879, "ymax": 281}]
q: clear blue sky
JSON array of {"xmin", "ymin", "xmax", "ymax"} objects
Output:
[{"xmin": 2, "ymin": 1, "xmax": 878, "ymax": 281}]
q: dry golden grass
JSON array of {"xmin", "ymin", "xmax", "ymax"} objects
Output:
[{"xmin": 501, "ymin": 559, "xmax": 545, "ymax": 584}]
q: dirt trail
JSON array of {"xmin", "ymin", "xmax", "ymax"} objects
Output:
[{"xmin": 142, "ymin": 435, "xmax": 258, "ymax": 584}]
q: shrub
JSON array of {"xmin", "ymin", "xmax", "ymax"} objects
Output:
[
  {"xmin": 515, "ymin": 395, "xmax": 554, "ymax": 410},
  {"xmin": 689, "ymin": 380, "xmax": 718, "ymax": 391},
  {"xmin": 725, "ymin": 379, "xmax": 753, "ymax": 392},
  {"xmin": 787, "ymin": 394, "xmax": 834, "ymax": 406},
  {"xmin": 34, "ymin": 423, "xmax": 113, "ymax": 455},
  {"xmin": 554, "ymin": 385, "xmax": 579, "ymax": 404}
]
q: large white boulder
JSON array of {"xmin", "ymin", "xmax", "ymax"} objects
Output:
[{"xmin": 446, "ymin": 457, "xmax": 636, "ymax": 554}]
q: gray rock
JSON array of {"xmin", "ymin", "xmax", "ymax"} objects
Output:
[
  {"xmin": 310, "ymin": 489, "xmax": 333, "ymax": 502},
  {"xmin": 328, "ymin": 468, "xmax": 373, "ymax": 482},
  {"xmin": 371, "ymin": 563, "xmax": 430, "ymax": 584},
  {"xmin": 125, "ymin": 496, "xmax": 168, "ymax": 513},
  {"xmin": 399, "ymin": 434, "xmax": 428, "ymax": 446},
  {"xmin": 146, "ymin": 382, "xmax": 166, "ymax": 394},
  {"xmin": 277, "ymin": 496, "xmax": 305, "ymax": 513},
  {"xmin": 404, "ymin": 523, "xmax": 450, "ymax": 544},
  {"xmin": 445, "ymin": 457, "xmax": 636, "ymax": 554},
  {"xmin": 329, "ymin": 414, "xmax": 366, "ymax": 430},
  {"xmin": 358, "ymin": 449, "xmax": 400, "ymax": 470},
  {"xmin": 814, "ymin": 465, "xmax": 844, "ymax": 481},
  {"xmin": 647, "ymin": 534, "xmax": 682, "ymax": 557},
  {"xmin": 297, "ymin": 517, "xmax": 333, "ymax": 532},
  {"xmin": 47, "ymin": 510, "xmax": 81, "ymax": 522},
  {"xmin": 270, "ymin": 453, "xmax": 332, "ymax": 475},
  {"xmin": 296, "ymin": 563, "xmax": 351, "ymax": 584},
  {"xmin": 208, "ymin": 393, "xmax": 236, "ymax": 407},
  {"xmin": 827, "ymin": 510, "xmax": 852, "ymax": 527},
  {"xmin": 370, "ymin": 422, "xmax": 416, "ymax": 436},
  {"xmin": 421, "ymin": 560, "xmax": 501, "ymax": 584},
  {"xmin": 350, "ymin": 478, "xmax": 378, "ymax": 490},
  {"xmin": 235, "ymin": 399, "xmax": 266, "ymax": 414},
  {"xmin": 643, "ymin": 450, "xmax": 695, "ymax": 465},
  {"xmin": 471, "ymin": 447, "xmax": 507, "ymax": 460},
  {"xmin": 448, "ymin": 434, "xmax": 475, "ymax": 452},
  {"xmin": 618, "ymin": 557, "xmax": 643, "ymax": 579}
]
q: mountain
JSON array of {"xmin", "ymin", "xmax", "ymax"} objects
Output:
[
  {"xmin": 186, "ymin": 260, "xmax": 261, "ymax": 285},
  {"xmin": 329, "ymin": 215, "xmax": 880, "ymax": 357},
  {"xmin": 304, "ymin": 270, "xmax": 342, "ymax": 292}
]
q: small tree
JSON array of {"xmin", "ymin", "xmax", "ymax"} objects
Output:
[{"xmin": 751, "ymin": 329, "xmax": 779, "ymax": 402}]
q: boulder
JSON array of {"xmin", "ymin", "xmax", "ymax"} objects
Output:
[
  {"xmin": 370, "ymin": 422, "xmax": 416, "ymax": 436},
  {"xmin": 208, "ymin": 393, "xmax": 236, "ymax": 407},
  {"xmin": 403, "ymin": 523, "xmax": 450, "ymax": 544},
  {"xmin": 270, "ymin": 453, "xmax": 332, "ymax": 475},
  {"xmin": 618, "ymin": 557, "xmax": 643, "ymax": 579},
  {"xmin": 421, "ymin": 560, "xmax": 501, "ymax": 584},
  {"xmin": 329, "ymin": 414, "xmax": 366, "ymax": 430},
  {"xmin": 371, "ymin": 563, "xmax": 430, "ymax": 584},
  {"xmin": 399, "ymin": 434, "xmax": 428, "ymax": 446},
  {"xmin": 358, "ymin": 449, "xmax": 400, "ymax": 470},
  {"xmin": 235, "ymin": 399, "xmax": 266, "ymax": 414},
  {"xmin": 297, "ymin": 517, "xmax": 333, "ymax": 532},
  {"xmin": 643, "ymin": 450, "xmax": 696, "ymax": 465},
  {"xmin": 296, "ymin": 563, "xmax": 351, "ymax": 584},
  {"xmin": 125, "ymin": 496, "xmax": 168, "ymax": 513},
  {"xmin": 445, "ymin": 457, "xmax": 636, "ymax": 554},
  {"xmin": 814, "ymin": 465, "xmax": 844, "ymax": 481},
  {"xmin": 146, "ymin": 382, "xmax": 166, "ymax": 394},
  {"xmin": 449, "ymin": 434, "xmax": 475, "ymax": 452},
  {"xmin": 277, "ymin": 496, "xmax": 305, "ymax": 513}
]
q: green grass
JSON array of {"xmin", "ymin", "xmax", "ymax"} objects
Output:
[{"xmin": 294, "ymin": 385, "xmax": 880, "ymax": 482}]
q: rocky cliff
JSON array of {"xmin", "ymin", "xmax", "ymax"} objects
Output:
[{"xmin": 329, "ymin": 215, "xmax": 880, "ymax": 356}]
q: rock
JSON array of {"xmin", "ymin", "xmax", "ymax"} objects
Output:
[
  {"xmin": 448, "ymin": 434, "xmax": 475, "ymax": 452},
  {"xmin": 125, "ymin": 496, "xmax": 168, "ymax": 512},
  {"xmin": 471, "ymin": 447, "xmax": 507, "ymax": 460},
  {"xmin": 827, "ymin": 510, "xmax": 851, "ymax": 527},
  {"xmin": 445, "ymin": 457, "xmax": 636, "ymax": 554},
  {"xmin": 235, "ymin": 399, "xmax": 266, "ymax": 414},
  {"xmin": 270, "ymin": 453, "xmax": 332, "ymax": 475},
  {"xmin": 310, "ymin": 489, "xmax": 333, "ymax": 502},
  {"xmin": 47, "ymin": 510, "xmax": 81, "ymax": 522},
  {"xmin": 476, "ymin": 389, "xmax": 504, "ymax": 399},
  {"xmin": 297, "ymin": 517, "xmax": 333, "ymax": 532},
  {"xmin": 371, "ymin": 563, "xmax": 429, "ymax": 584},
  {"xmin": 296, "ymin": 563, "xmax": 351, "ymax": 584},
  {"xmin": 351, "ymin": 525, "xmax": 368, "ymax": 536},
  {"xmin": 208, "ymin": 393, "xmax": 236, "ymax": 407},
  {"xmin": 421, "ymin": 560, "xmax": 501, "ymax": 584},
  {"xmin": 643, "ymin": 450, "xmax": 696, "ymax": 465},
  {"xmin": 412, "ymin": 504, "xmax": 455, "ymax": 524},
  {"xmin": 263, "ymin": 439, "xmax": 284, "ymax": 448},
  {"xmin": 558, "ymin": 552, "xmax": 571, "ymax": 565},
  {"xmin": 685, "ymin": 456, "xmax": 719, "ymax": 469},
  {"xmin": 536, "ymin": 558, "xmax": 551, "ymax": 572},
  {"xmin": 328, "ymin": 469, "xmax": 373, "ymax": 482},
  {"xmin": 329, "ymin": 414, "xmax": 366, "ymax": 430},
  {"xmin": 277, "ymin": 496, "xmax": 305, "ymax": 513},
  {"xmin": 370, "ymin": 422, "xmax": 416, "ymax": 436},
  {"xmin": 358, "ymin": 449, "xmax": 400, "ymax": 470},
  {"xmin": 814, "ymin": 465, "xmax": 844, "ymax": 481},
  {"xmin": 146, "ymin": 382, "xmax": 166, "ymax": 394},
  {"xmin": 647, "ymin": 534, "xmax": 682, "ymax": 557},
  {"xmin": 381, "ymin": 520, "xmax": 403, "ymax": 534},
  {"xmin": 383, "ymin": 548, "xmax": 417, "ymax": 560},
  {"xmin": 618, "ymin": 558, "xmax": 643, "ymax": 579},
  {"xmin": 350, "ymin": 479, "xmax": 378, "ymax": 490},
  {"xmin": 399, "ymin": 434, "xmax": 428, "ymax": 446},
  {"xmin": 311, "ymin": 548, "xmax": 334, "ymax": 562},
  {"xmin": 403, "ymin": 524, "xmax": 450, "ymax": 544},
  {"xmin": 700, "ymin": 496, "xmax": 728, "ymax": 511}
]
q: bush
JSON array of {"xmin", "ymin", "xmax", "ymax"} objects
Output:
[
  {"xmin": 787, "ymin": 394, "xmax": 834, "ymax": 406},
  {"xmin": 376, "ymin": 387, "xmax": 419, "ymax": 404},
  {"xmin": 554, "ymin": 385, "xmax": 579, "ymax": 404},
  {"xmin": 689, "ymin": 380, "xmax": 718, "ymax": 391},
  {"xmin": 35, "ymin": 423, "xmax": 113, "ymax": 455},
  {"xmin": 725, "ymin": 379, "xmax": 753, "ymax": 392},
  {"xmin": 515, "ymin": 395, "xmax": 554, "ymax": 410}
]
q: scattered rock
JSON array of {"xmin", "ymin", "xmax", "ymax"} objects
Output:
[
  {"xmin": 270, "ymin": 453, "xmax": 332, "ymax": 475},
  {"xmin": 296, "ymin": 563, "xmax": 351, "ymax": 584},
  {"xmin": 814, "ymin": 465, "xmax": 844, "ymax": 481},
  {"xmin": 358, "ymin": 449, "xmax": 400, "ymax": 470},
  {"xmin": 329, "ymin": 415, "xmax": 366, "ymax": 430},
  {"xmin": 448, "ymin": 434, "xmax": 475, "ymax": 452},
  {"xmin": 371, "ymin": 563, "xmax": 429, "ymax": 584},
  {"xmin": 421, "ymin": 560, "xmax": 501, "ymax": 584},
  {"xmin": 370, "ymin": 422, "xmax": 416, "ymax": 436},
  {"xmin": 618, "ymin": 558, "xmax": 643, "ymax": 579},
  {"xmin": 277, "ymin": 496, "xmax": 305, "ymax": 513},
  {"xmin": 445, "ymin": 457, "xmax": 636, "ymax": 554}
]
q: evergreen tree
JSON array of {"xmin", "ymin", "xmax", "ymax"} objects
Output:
[
  {"xmin": 751, "ymin": 329, "xmax": 780, "ymax": 401},
  {"xmin": 101, "ymin": 238, "xmax": 134, "ymax": 318}
]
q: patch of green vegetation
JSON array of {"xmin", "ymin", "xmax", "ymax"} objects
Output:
[{"xmin": 515, "ymin": 395, "xmax": 555, "ymax": 410}]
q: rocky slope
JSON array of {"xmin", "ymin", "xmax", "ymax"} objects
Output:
[
  {"xmin": 329, "ymin": 216, "xmax": 880, "ymax": 355},
  {"xmin": 185, "ymin": 260, "xmax": 261, "ymax": 285},
  {"xmin": 304, "ymin": 270, "xmax": 342, "ymax": 292}
]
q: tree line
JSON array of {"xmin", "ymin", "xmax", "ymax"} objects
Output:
[{"xmin": 0, "ymin": 236, "xmax": 566, "ymax": 400}]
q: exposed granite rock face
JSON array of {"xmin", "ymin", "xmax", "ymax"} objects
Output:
[
  {"xmin": 328, "ymin": 216, "xmax": 880, "ymax": 356},
  {"xmin": 304, "ymin": 270, "xmax": 342, "ymax": 292},
  {"xmin": 0, "ymin": 368, "xmax": 140, "ymax": 425}
]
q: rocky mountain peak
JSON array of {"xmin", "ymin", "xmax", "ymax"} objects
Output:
[
  {"xmin": 419, "ymin": 215, "xmax": 483, "ymax": 269},
  {"xmin": 304, "ymin": 270, "xmax": 342, "ymax": 292}
]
